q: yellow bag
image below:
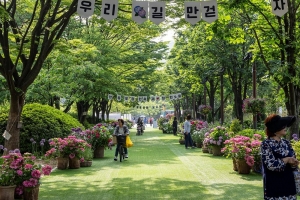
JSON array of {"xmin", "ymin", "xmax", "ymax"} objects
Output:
[{"xmin": 126, "ymin": 136, "xmax": 133, "ymax": 148}]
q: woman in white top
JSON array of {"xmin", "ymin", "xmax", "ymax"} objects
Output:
[
  {"xmin": 113, "ymin": 119, "xmax": 129, "ymax": 161},
  {"xmin": 183, "ymin": 114, "xmax": 195, "ymax": 149}
]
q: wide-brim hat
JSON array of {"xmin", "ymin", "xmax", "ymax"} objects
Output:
[{"xmin": 265, "ymin": 115, "xmax": 296, "ymax": 133}]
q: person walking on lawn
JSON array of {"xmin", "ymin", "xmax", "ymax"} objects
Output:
[{"xmin": 183, "ymin": 114, "xmax": 195, "ymax": 149}]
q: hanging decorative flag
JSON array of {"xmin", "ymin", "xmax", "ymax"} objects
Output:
[
  {"xmin": 156, "ymin": 96, "xmax": 160, "ymax": 101},
  {"xmin": 140, "ymin": 106, "xmax": 142, "ymax": 109},
  {"xmin": 149, "ymin": 1, "xmax": 166, "ymax": 25},
  {"xmin": 117, "ymin": 95, "xmax": 122, "ymax": 101},
  {"xmin": 77, "ymin": 0, "xmax": 95, "ymax": 18},
  {"xmin": 130, "ymin": 96, "xmax": 135, "ymax": 102},
  {"xmin": 132, "ymin": 1, "xmax": 148, "ymax": 24},
  {"xmin": 146, "ymin": 106, "xmax": 148, "ymax": 109},
  {"xmin": 124, "ymin": 96, "xmax": 129, "ymax": 102},
  {"xmin": 169, "ymin": 94, "xmax": 174, "ymax": 100},
  {"xmin": 138, "ymin": 96, "xmax": 143, "ymax": 102},
  {"xmin": 143, "ymin": 96, "xmax": 147, "ymax": 102},
  {"xmin": 108, "ymin": 94, "xmax": 113, "ymax": 100},
  {"xmin": 101, "ymin": 0, "xmax": 119, "ymax": 21},
  {"xmin": 185, "ymin": 2, "xmax": 201, "ymax": 25},
  {"xmin": 201, "ymin": 0, "xmax": 218, "ymax": 23},
  {"xmin": 152, "ymin": 106, "xmax": 155, "ymax": 109},
  {"xmin": 136, "ymin": 105, "xmax": 139, "ymax": 109},
  {"xmin": 177, "ymin": 93, "xmax": 182, "ymax": 99},
  {"xmin": 2, "ymin": 130, "xmax": 11, "ymax": 140},
  {"xmin": 271, "ymin": 0, "xmax": 288, "ymax": 17},
  {"xmin": 143, "ymin": 106, "xmax": 145, "ymax": 109},
  {"xmin": 173, "ymin": 94, "xmax": 178, "ymax": 100},
  {"xmin": 161, "ymin": 95, "xmax": 166, "ymax": 101},
  {"xmin": 156, "ymin": 105, "xmax": 158, "ymax": 109},
  {"xmin": 150, "ymin": 95, "xmax": 155, "ymax": 102}
]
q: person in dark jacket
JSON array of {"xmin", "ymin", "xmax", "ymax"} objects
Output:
[
  {"xmin": 172, "ymin": 117, "xmax": 178, "ymax": 135},
  {"xmin": 261, "ymin": 114, "xmax": 298, "ymax": 199}
]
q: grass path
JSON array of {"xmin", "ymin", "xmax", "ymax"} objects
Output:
[{"xmin": 39, "ymin": 128, "xmax": 263, "ymax": 200}]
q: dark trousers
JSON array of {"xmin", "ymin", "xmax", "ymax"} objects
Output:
[
  {"xmin": 115, "ymin": 143, "xmax": 128, "ymax": 156},
  {"xmin": 185, "ymin": 133, "xmax": 193, "ymax": 148}
]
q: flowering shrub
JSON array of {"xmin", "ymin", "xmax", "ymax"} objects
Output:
[
  {"xmin": 158, "ymin": 117, "xmax": 168, "ymax": 129},
  {"xmin": 190, "ymin": 120, "xmax": 208, "ymax": 133},
  {"xmin": 0, "ymin": 150, "xmax": 23, "ymax": 186},
  {"xmin": 199, "ymin": 105, "xmax": 212, "ymax": 115},
  {"xmin": 73, "ymin": 124, "xmax": 112, "ymax": 150},
  {"xmin": 221, "ymin": 134, "xmax": 262, "ymax": 167},
  {"xmin": 206, "ymin": 126, "xmax": 229, "ymax": 147},
  {"xmin": 242, "ymin": 98, "xmax": 265, "ymax": 114},
  {"xmin": 1, "ymin": 150, "xmax": 52, "ymax": 194},
  {"xmin": 46, "ymin": 136, "xmax": 90, "ymax": 159},
  {"xmin": 192, "ymin": 127, "xmax": 210, "ymax": 145},
  {"xmin": 291, "ymin": 134, "xmax": 300, "ymax": 158},
  {"xmin": 15, "ymin": 152, "xmax": 52, "ymax": 196}
]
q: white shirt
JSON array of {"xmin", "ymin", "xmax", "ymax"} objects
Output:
[
  {"xmin": 184, "ymin": 120, "xmax": 191, "ymax": 133},
  {"xmin": 118, "ymin": 127, "xmax": 124, "ymax": 135}
]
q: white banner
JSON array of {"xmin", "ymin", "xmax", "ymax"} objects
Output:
[
  {"xmin": 185, "ymin": 2, "xmax": 201, "ymax": 25},
  {"xmin": 108, "ymin": 94, "xmax": 113, "ymax": 100},
  {"xmin": 271, "ymin": 0, "xmax": 288, "ymax": 17},
  {"xmin": 143, "ymin": 96, "xmax": 147, "ymax": 102},
  {"xmin": 117, "ymin": 95, "xmax": 122, "ymax": 101},
  {"xmin": 132, "ymin": 1, "xmax": 148, "ymax": 24},
  {"xmin": 149, "ymin": 1, "xmax": 166, "ymax": 25},
  {"xmin": 101, "ymin": 0, "xmax": 119, "ymax": 21},
  {"xmin": 201, "ymin": 0, "xmax": 218, "ymax": 23},
  {"xmin": 177, "ymin": 93, "xmax": 182, "ymax": 99},
  {"xmin": 138, "ymin": 96, "xmax": 143, "ymax": 102},
  {"xmin": 77, "ymin": 0, "xmax": 95, "ymax": 18},
  {"xmin": 124, "ymin": 96, "xmax": 129, "ymax": 102},
  {"xmin": 130, "ymin": 96, "xmax": 135, "ymax": 102}
]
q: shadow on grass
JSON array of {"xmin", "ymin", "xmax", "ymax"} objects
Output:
[{"xmin": 40, "ymin": 176, "xmax": 263, "ymax": 200}]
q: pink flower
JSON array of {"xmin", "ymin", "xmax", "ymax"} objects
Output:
[
  {"xmin": 25, "ymin": 164, "xmax": 33, "ymax": 170},
  {"xmin": 17, "ymin": 170, "xmax": 23, "ymax": 176},
  {"xmin": 69, "ymin": 153, "xmax": 75, "ymax": 159},
  {"xmin": 31, "ymin": 169, "xmax": 41, "ymax": 179},
  {"xmin": 42, "ymin": 165, "xmax": 52, "ymax": 175}
]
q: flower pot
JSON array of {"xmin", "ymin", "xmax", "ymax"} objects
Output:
[
  {"xmin": 212, "ymin": 145, "xmax": 222, "ymax": 156},
  {"xmin": 69, "ymin": 157, "xmax": 80, "ymax": 169},
  {"xmin": 80, "ymin": 160, "xmax": 93, "ymax": 167},
  {"xmin": 23, "ymin": 184, "xmax": 40, "ymax": 200},
  {"xmin": 202, "ymin": 145, "xmax": 209, "ymax": 153},
  {"xmin": 196, "ymin": 142, "xmax": 202, "ymax": 148},
  {"xmin": 237, "ymin": 159, "xmax": 251, "ymax": 174},
  {"xmin": 208, "ymin": 147, "xmax": 213, "ymax": 154},
  {"xmin": 179, "ymin": 139, "xmax": 185, "ymax": 145},
  {"xmin": 57, "ymin": 157, "xmax": 69, "ymax": 170},
  {"xmin": 94, "ymin": 146, "xmax": 105, "ymax": 158},
  {"xmin": 232, "ymin": 157, "xmax": 238, "ymax": 171},
  {"xmin": 0, "ymin": 185, "xmax": 16, "ymax": 200}
]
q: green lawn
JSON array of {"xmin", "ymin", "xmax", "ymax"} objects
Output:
[{"xmin": 39, "ymin": 127, "xmax": 263, "ymax": 200}]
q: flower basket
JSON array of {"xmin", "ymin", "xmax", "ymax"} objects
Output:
[
  {"xmin": 0, "ymin": 185, "xmax": 16, "ymax": 200},
  {"xmin": 23, "ymin": 184, "xmax": 40, "ymax": 200},
  {"xmin": 237, "ymin": 159, "xmax": 251, "ymax": 174},
  {"xmin": 198, "ymin": 105, "xmax": 212, "ymax": 115},
  {"xmin": 242, "ymin": 98, "xmax": 265, "ymax": 114},
  {"xmin": 57, "ymin": 157, "xmax": 69, "ymax": 170}
]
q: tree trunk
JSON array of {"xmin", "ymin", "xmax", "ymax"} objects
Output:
[{"xmin": 4, "ymin": 91, "xmax": 25, "ymax": 152}]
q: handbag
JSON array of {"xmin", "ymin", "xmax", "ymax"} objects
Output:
[
  {"xmin": 125, "ymin": 136, "xmax": 133, "ymax": 148},
  {"xmin": 293, "ymin": 170, "xmax": 300, "ymax": 195}
]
